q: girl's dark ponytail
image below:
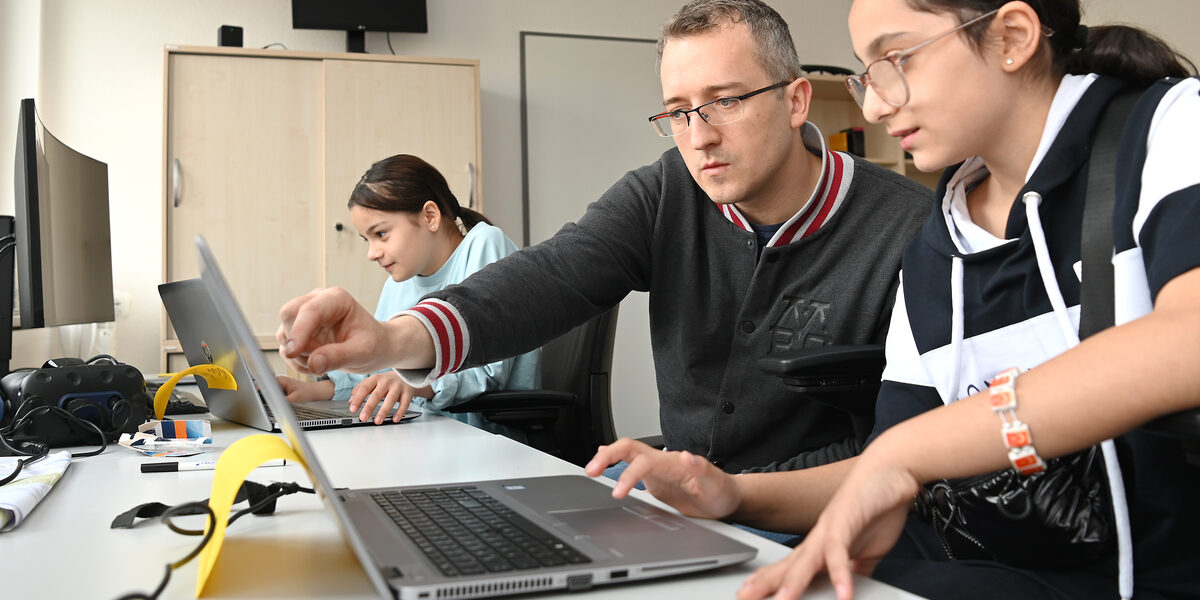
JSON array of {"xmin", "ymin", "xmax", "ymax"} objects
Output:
[
  {"xmin": 1066, "ymin": 25, "xmax": 1195, "ymax": 85},
  {"xmin": 458, "ymin": 207, "xmax": 491, "ymax": 230},
  {"xmin": 349, "ymin": 154, "xmax": 492, "ymax": 231},
  {"xmin": 905, "ymin": 0, "xmax": 1195, "ymax": 83}
]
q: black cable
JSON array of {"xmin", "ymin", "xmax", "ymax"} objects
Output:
[
  {"xmin": 85, "ymin": 354, "xmax": 120, "ymax": 365},
  {"xmin": 227, "ymin": 482, "xmax": 314, "ymax": 526},
  {"xmin": 261, "ymin": 42, "xmax": 287, "ymax": 50},
  {"xmin": 114, "ymin": 483, "xmax": 314, "ymax": 599},
  {"xmin": 1, "ymin": 401, "xmax": 109, "ymax": 459},
  {"xmin": 162, "ymin": 482, "xmax": 315, "ymax": 536},
  {"xmin": 0, "ymin": 441, "xmax": 47, "ymax": 485},
  {"xmin": 387, "ymin": 30, "xmax": 396, "ymax": 54},
  {"xmin": 113, "ymin": 501, "xmax": 216, "ymax": 600}
]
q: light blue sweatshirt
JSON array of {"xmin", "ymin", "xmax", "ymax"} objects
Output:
[{"xmin": 327, "ymin": 223, "xmax": 540, "ymax": 439}]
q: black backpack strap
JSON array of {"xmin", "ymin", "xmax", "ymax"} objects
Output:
[{"xmin": 1079, "ymin": 89, "xmax": 1141, "ymax": 339}]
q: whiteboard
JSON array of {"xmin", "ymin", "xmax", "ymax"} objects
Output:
[{"xmin": 522, "ymin": 32, "xmax": 673, "ymax": 440}]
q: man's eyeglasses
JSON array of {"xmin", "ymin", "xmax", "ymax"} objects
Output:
[
  {"xmin": 845, "ymin": 8, "xmax": 999, "ymax": 108},
  {"xmin": 648, "ymin": 80, "xmax": 792, "ymax": 137}
]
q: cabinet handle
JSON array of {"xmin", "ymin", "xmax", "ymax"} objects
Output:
[
  {"xmin": 467, "ymin": 162, "xmax": 476, "ymax": 210},
  {"xmin": 172, "ymin": 158, "xmax": 182, "ymax": 208}
]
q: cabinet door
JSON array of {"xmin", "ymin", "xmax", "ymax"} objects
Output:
[
  {"xmin": 165, "ymin": 53, "xmax": 324, "ymax": 341},
  {"xmin": 322, "ymin": 59, "xmax": 481, "ymax": 309}
]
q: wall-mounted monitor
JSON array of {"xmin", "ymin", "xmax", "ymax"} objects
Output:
[{"xmin": 291, "ymin": 0, "xmax": 428, "ymax": 52}]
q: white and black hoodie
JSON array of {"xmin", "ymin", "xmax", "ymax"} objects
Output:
[{"xmin": 875, "ymin": 74, "xmax": 1200, "ymax": 598}]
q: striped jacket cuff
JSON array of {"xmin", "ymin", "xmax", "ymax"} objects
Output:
[{"xmin": 392, "ymin": 299, "xmax": 469, "ymax": 385}]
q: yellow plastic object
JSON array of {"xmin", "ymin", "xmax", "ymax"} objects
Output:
[
  {"xmin": 153, "ymin": 364, "xmax": 237, "ymax": 420},
  {"xmin": 196, "ymin": 434, "xmax": 303, "ymax": 596}
]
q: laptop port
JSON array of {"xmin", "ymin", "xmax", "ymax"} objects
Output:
[
  {"xmin": 610, "ymin": 569, "xmax": 628, "ymax": 579},
  {"xmin": 566, "ymin": 574, "xmax": 593, "ymax": 590}
]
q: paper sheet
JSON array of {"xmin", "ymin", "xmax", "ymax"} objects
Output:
[{"xmin": 0, "ymin": 450, "xmax": 71, "ymax": 532}]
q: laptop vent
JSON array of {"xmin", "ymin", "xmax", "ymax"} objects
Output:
[
  {"xmin": 434, "ymin": 576, "xmax": 555, "ymax": 599},
  {"xmin": 300, "ymin": 418, "xmax": 345, "ymax": 427}
]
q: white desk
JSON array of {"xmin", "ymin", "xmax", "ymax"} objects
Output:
[{"xmin": 2, "ymin": 411, "xmax": 921, "ymax": 599}]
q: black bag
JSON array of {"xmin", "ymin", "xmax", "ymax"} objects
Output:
[
  {"xmin": 912, "ymin": 88, "xmax": 1143, "ymax": 568},
  {"xmin": 914, "ymin": 445, "xmax": 1114, "ymax": 567}
]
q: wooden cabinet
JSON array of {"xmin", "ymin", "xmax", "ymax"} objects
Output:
[
  {"xmin": 806, "ymin": 74, "xmax": 940, "ymax": 190},
  {"xmin": 161, "ymin": 46, "xmax": 481, "ymax": 372}
]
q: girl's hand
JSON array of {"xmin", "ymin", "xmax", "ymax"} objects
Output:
[
  {"xmin": 348, "ymin": 371, "xmax": 427, "ymax": 424},
  {"xmin": 735, "ymin": 454, "xmax": 918, "ymax": 600},
  {"xmin": 275, "ymin": 375, "xmax": 335, "ymax": 404}
]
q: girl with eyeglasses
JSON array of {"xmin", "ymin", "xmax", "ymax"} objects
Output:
[
  {"xmin": 587, "ymin": 1, "xmax": 1200, "ymax": 598},
  {"xmin": 746, "ymin": 0, "xmax": 1200, "ymax": 597},
  {"xmin": 275, "ymin": 154, "xmax": 539, "ymax": 438}
]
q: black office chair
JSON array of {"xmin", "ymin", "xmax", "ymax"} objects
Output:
[
  {"xmin": 446, "ymin": 308, "xmax": 619, "ymax": 468},
  {"xmin": 758, "ymin": 345, "xmax": 885, "ymax": 446}
]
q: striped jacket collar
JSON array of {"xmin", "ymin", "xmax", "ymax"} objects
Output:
[{"xmin": 717, "ymin": 122, "xmax": 855, "ymax": 248}]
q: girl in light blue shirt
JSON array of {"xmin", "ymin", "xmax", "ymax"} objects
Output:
[{"xmin": 276, "ymin": 154, "xmax": 539, "ymax": 439}]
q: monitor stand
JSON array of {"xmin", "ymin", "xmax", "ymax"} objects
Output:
[{"xmin": 346, "ymin": 30, "xmax": 366, "ymax": 53}]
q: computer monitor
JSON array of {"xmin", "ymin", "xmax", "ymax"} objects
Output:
[
  {"xmin": 6, "ymin": 98, "xmax": 116, "ymax": 373},
  {"xmin": 291, "ymin": 0, "xmax": 427, "ymax": 53}
]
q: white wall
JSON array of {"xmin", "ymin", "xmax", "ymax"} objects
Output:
[{"xmin": 1, "ymin": 0, "xmax": 1198, "ymax": 435}]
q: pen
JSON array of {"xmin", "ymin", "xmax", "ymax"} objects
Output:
[{"xmin": 140, "ymin": 458, "xmax": 287, "ymax": 473}]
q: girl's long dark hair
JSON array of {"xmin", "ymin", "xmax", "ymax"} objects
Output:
[
  {"xmin": 348, "ymin": 154, "xmax": 490, "ymax": 229},
  {"xmin": 906, "ymin": 0, "xmax": 1196, "ymax": 85}
]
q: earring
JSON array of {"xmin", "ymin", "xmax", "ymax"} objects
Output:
[{"xmin": 1005, "ymin": 57, "xmax": 1014, "ymax": 65}]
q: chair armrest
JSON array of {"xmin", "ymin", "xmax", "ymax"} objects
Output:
[
  {"xmin": 759, "ymin": 344, "xmax": 885, "ymax": 444},
  {"xmin": 635, "ymin": 434, "xmax": 664, "ymax": 449},
  {"xmin": 445, "ymin": 390, "xmax": 576, "ymax": 414},
  {"xmin": 444, "ymin": 390, "xmax": 576, "ymax": 431},
  {"xmin": 757, "ymin": 344, "xmax": 885, "ymax": 392}
]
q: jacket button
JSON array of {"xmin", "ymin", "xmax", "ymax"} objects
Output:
[
  {"xmin": 740, "ymin": 320, "xmax": 755, "ymax": 333},
  {"xmin": 767, "ymin": 253, "xmax": 780, "ymax": 263},
  {"xmin": 721, "ymin": 402, "xmax": 735, "ymax": 414}
]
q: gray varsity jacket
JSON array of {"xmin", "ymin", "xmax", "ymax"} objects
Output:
[{"xmin": 402, "ymin": 125, "xmax": 932, "ymax": 473}]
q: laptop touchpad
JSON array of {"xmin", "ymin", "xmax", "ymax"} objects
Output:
[{"xmin": 551, "ymin": 506, "xmax": 682, "ymax": 537}]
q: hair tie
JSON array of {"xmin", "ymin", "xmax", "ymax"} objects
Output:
[{"xmin": 1073, "ymin": 24, "xmax": 1089, "ymax": 49}]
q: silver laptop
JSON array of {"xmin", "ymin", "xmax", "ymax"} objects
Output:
[
  {"xmin": 159, "ymin": 277, "xmax": 421, "ymax": 431},
  {"xmin": 194, "ymin": 235, "xmax": 757, "ymax": 599}
]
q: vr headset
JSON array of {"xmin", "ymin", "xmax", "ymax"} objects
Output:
[{"xmin": 0, "ymin": 357, "xmax": 151, "ymax": 452}]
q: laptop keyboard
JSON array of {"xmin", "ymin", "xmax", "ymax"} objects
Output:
[
  {"xmin": 371, "ymin": 486, "xmax": 591, "ymax": 577},
  {"xmin": 264, "ymin": 402, "xmax": 345, "ymax": 421}
]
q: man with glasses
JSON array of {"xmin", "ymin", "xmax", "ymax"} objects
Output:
[{"xmin": 277, "ymin": 0, "xmax": 931, "ymax": 475}]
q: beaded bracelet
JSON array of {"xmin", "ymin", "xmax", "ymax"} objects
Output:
[{"xmin": 988, "ymin": 367, "xmax": 1045, "ymax": 475}]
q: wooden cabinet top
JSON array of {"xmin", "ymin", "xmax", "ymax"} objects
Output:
[{"xmin": 164, "ymin": 44, "xmax": 479, "ymax": 68}]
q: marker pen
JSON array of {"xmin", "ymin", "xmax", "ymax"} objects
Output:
[{"xmin": 140, "ymin": 458, "xmax": 287, "ymax": 473}]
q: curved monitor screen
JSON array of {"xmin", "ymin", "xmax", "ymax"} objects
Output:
[{"xmin": 13, "ymin": 98, "xmax": 115, "ymax": 330}]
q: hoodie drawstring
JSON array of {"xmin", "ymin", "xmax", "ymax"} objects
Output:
[{"xmin": 1021, "ymin": 192, "xmax": 1134, "ymax": 600}]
